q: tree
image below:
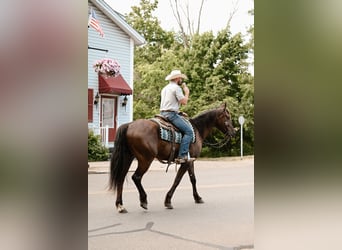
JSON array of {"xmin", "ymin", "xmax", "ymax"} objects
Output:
[
  {"xmin": 126, "ymin": 0, "xmax": 174, "ymax": 64},
  {"xmin": 169, "ymin": 0, "xmax": 240, "ymax": 48},
  {"xmin": 169, "ymin": 0, "xmax": 205, "ymax": 47},
  {"xmin": 126, "ymin": 0, "xmax": 254, "ymax": 156}
]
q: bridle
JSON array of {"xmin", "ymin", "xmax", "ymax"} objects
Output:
[{"xmin": 203, "ymin": 114, "xmax": 233, "ymax": 148}]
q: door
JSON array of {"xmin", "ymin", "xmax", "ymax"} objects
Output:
[{"xmin": 101, "ymin": 96, "xmax": 117, "ymax": 142}]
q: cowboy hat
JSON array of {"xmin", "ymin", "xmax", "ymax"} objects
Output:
[{"xmin": 165, "ymin": 69, "xmax": 187, "ymax": 81}]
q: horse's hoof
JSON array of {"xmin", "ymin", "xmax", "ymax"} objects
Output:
[
  {"xmin": 140, "ymin": 202, "xmax": 148, "ymax": 210},
  {"xmin": 195, "ymin": 198, "xmax": 204, "ymax": 204},
  {"xmin": 117, "ymin": 205, "xmax": 128, "ymax": 213},
  {"xmin": 165, "ymin": 203, "xmax": 173, "ymax": 209}
]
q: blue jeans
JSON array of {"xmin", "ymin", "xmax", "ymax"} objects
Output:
[{"xmin": 161, "ymin": 111, "xmax": 193, "ymax": 158}]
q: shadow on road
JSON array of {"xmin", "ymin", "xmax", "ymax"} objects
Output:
[{"xmin": 88, "ymin": 221, "xmax": 253, "ymax": 250}]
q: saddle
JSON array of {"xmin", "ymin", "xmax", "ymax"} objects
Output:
[
  {"xmin": 150, "ymin": 115, "xmax": 195, "ymax": 144},
  {"xmin": 150, "ymin": 114, "xmax": 196, "ymax": 171}
]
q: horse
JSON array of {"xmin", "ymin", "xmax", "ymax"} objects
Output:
[{"xmin": 109, "ymin": 103, "xmax": 236, "ymax": 213}]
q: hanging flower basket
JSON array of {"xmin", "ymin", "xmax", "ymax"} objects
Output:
[{"xmin": 93, "ymin": 58, "xmax": 121, "ymax": 77}]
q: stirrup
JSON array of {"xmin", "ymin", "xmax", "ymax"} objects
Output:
[{"xmin": 175, "ymin": 156, "xmax": 196, "ymax": 164}]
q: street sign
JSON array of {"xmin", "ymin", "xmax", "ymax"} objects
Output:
[
  {"xmin": 238, "ymin": 115, "xmax": 245, "ymax": 159},
  {"xmin": 238, "ymin": 115, "xmax": 245, "ymax": 125}
]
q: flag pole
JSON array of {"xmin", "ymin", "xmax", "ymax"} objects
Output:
[{"xmin": 88, "ymin": 46, "xmax": 108, "ymax": 52}]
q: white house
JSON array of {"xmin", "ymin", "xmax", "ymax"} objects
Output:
[{"xmin": 88, "ymin": 0, "xmax": 145, "ymax": 147}]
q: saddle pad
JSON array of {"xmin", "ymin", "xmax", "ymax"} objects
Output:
[{"xmin": 150, "ymin": 117, "xmax": 196, "ymax": 144}]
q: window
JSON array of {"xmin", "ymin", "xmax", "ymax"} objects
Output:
[{"xmin": 88, "ymin": 89, "xmax": 93, "ymax": 122}]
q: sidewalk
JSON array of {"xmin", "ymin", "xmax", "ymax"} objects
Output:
[
  {"xmin": 88, "ymin": 155, "xmax": 254, "ymax": 174},
  {"xmin": 88, "ymin": 159, "xmax": 181, "ymax": 174}
]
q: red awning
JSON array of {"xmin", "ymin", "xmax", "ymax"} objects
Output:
[{"xmin": 98, "ymin": 74, "xmax": 133, "ymax": 95}]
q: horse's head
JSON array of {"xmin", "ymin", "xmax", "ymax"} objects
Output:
[{"xmin": 215, "ymin": 103, "xmax": 236, "ymax": 138}]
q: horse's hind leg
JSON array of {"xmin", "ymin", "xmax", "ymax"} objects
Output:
[
  {"xmin": 114, "ymin": 155, "xmax": 134, "ymax": 213},
  {"xmin": 116, "ymin": 184, "xmax": 127, "ymax": 213},
  {"xmin": 188, "ymin": 162, "xmax": 204, "ymax": 204},
  {"xmin": 132, "ymin": 159, "xmax": 153, "ymax": 210},
  {"xmin": 164, "ymin": 163, "xmax": 189, "ymax": 209}
]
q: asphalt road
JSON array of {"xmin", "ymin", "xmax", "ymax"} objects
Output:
[{"xmin": 88, "ymin": 157, "xmax": 254, "ymax": 250}]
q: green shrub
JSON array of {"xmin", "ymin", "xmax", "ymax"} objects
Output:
[{"xmin": 88, "ymin": 130, "xmax": 109, "ymax": 161}]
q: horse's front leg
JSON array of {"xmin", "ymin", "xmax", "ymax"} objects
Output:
[
  {"xmin": 164, "ymin": 163, "xmax": 189, "ymax": 209},
  {"xmin": 188, "ymin": 162, "xmax": 204, "ymax": 204}
]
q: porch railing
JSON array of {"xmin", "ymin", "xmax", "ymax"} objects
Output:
[{"xmin": 89, "ymin": 125, "xmax": 109, "ymax": 148}]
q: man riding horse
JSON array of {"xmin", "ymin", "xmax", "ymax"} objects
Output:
[{"xmin": 160, "ymin": 70, "xmax": 196, "ymax": 164}]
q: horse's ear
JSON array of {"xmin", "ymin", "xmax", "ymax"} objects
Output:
[{"xmin": 221, "ymin": 102, "xmax": 227, "ymax": 110}]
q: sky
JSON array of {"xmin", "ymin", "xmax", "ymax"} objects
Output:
[{"xmin": 105, "ymin": 0, "xmax": 254, "ymax": 36}]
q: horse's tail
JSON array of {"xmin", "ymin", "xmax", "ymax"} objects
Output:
[{"xmin": 109, "ymin": 123, "xmax": 134, "ymax": 191}]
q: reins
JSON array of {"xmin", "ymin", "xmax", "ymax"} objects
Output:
[{"xmin": 203, "ymin": 132, "xmax": 231, "ymax": 148}]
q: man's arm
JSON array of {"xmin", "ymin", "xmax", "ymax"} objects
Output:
[{"xmin": 179, "ymin": 82, "xmax": 189, "ymax": 105}]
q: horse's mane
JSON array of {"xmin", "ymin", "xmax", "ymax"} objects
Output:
[{"xmin": 190, "ymin": 108, "xmax": 219, "ymax": 136}]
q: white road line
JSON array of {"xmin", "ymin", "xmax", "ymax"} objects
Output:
[{"xmin": 88, "ymin": 182, "xmax": 254, "ymax": 195}]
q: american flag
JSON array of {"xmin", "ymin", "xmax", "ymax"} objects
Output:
[{"xmin": 88, "ymin": 8, "xmax": 104, "ymax": 37}]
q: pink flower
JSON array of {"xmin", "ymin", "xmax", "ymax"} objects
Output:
[{"xmin": 93, "ymin": 58, "xmax": 121, "ymax": 76}]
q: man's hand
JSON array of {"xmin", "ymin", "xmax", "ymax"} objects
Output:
[
  {"xmin": 179, "ymin": 111, "xmax": 189, "ymax": 117},
  {"xmin": 182, "ymin": 82, "xmax": 189, "ymax": 95}
]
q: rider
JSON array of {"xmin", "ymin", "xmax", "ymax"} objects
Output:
[{"xmin": 160, "ymin": 69, "xmax": 195, "ymax": 164}]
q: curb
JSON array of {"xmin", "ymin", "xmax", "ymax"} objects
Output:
[{"xmin": 88, "ymin": 156, "xmax": 254, "ymax": 174}]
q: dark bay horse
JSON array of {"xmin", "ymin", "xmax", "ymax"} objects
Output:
[{"xmin": 109, "ymin": 103, "xmax": 236, "ymax": 213}]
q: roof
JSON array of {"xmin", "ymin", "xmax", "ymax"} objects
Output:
[{"xmin": 90, "ymin": 0, "xmax": 145, "ymax": 46}]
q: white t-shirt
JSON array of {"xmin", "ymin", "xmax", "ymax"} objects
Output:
[{"xmin": 160, "ymin": 81, "xmax": 185, "ymax": 111}]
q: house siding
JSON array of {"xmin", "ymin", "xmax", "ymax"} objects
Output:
[{"xmin": 88, "ymin": 2, "xmax": 134, "ymax": 129}]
